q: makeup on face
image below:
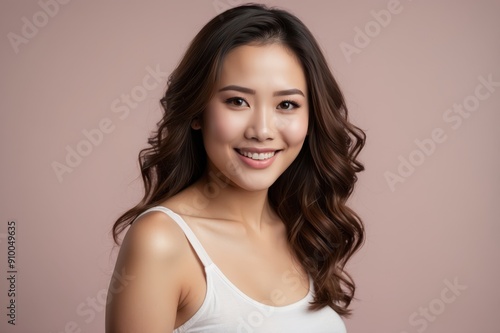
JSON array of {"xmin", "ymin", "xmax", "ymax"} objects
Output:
[{"xmin": 200, "ymin": 43, "xmax": 309, "ymax": 190}]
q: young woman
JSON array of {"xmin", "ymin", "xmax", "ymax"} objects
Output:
[{"xmin": 106, "ymin": 3, "xmax": 365, "ymax": 332}]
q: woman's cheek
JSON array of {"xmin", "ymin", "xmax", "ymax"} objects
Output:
[
  {"xmin": 279, "ymin": 115, "xmax": 308, "ymax": 145},
  {"xmin": 206, "ymin": 107, "xmax": 247, "ymax": 142}
]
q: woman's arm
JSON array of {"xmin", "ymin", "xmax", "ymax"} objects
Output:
[{"xmin": 105, "ymin": 211, "xmax": 188, "ymax": 333}]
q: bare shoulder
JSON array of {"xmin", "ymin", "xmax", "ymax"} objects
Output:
[
  {"xmin": 119, "ymin": 209, "xmax": 188, "ymax": 261},
  {"xmin": 105, "ymin": 209, "xmax": 189, "ymax": 333}
]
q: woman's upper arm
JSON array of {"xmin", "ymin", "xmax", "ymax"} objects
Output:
[{"xmin": 105, "ymin": 211, "xmax": 187, "ymax": 333}]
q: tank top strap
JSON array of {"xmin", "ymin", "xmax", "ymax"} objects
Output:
[{"xmin": 134, "ymin": 206, "xmax": 213, "ymax": 267}]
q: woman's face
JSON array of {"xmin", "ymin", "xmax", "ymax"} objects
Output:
[{"xmin": 198, "ymin": 43, "xmax": 309, "ymax": 191}]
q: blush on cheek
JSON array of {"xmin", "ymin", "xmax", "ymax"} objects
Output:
[
  {"xmin": 281, "ymin": 117, "xmax": 308, "ymax": 145},
  {"xmin": 206, "ymin": 107, "xmax": 247, "ymax": 142}
]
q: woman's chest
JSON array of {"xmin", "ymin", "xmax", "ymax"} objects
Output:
[{"xmin": 196, "ymin": 222, "xmax": 310, "ymax": 306}]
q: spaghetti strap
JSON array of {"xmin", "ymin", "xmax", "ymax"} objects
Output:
[{"xmin": 134, "ymin": 206, "xmax": 213, "ymax": 267}]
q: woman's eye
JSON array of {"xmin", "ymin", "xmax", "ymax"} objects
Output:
[
  {"xmin": 226, "ymin": 97, "xmax": 248, "ymax": 107},
  {"xmin": 278, "ymin": 100, "xmax": 300, "ymax": 110},
  {"xmin": 225, "ymin": 98, "xmax": 300, "ymax": 110}
]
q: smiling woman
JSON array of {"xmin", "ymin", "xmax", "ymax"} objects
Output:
[
  {"xmin": 106, "ymin": 3, "xmax": 366, "ymax": 333},
  {"xmin": 200, "ymin": 43, "xmax": 309, "ymax": 189}
]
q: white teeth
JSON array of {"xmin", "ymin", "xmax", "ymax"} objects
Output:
[{"xmin": 238, "ymin": 150, "xmax": 276, "ymax": 160}]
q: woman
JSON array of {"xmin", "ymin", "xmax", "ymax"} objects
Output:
[{"xmin": 106, "ymin": 3, "xmax": 365, "ymax": 332}]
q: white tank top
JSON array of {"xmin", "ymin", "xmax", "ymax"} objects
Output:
[{"xmin": 134, "ymin": 206, "xmax": 347, "ymax": 333}]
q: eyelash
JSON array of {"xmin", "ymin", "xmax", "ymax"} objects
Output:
[{"xmin": 224, "ymin": 97, "xmax": 301, "ymax": 110}]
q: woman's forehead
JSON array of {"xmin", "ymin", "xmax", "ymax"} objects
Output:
[{"xmin": 216, "ymin": 44, "xmax": 307, "ymax": 94}]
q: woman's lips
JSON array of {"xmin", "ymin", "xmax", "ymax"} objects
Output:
[{"xmin": 234, "ymin": 148, "xmax": 280, "ymax": 168}]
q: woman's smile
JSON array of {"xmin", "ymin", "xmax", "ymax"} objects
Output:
[{"xmin": 234, "ymin": 148, "xmax": 282, "ymax": 169}]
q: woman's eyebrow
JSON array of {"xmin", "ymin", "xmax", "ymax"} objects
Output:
[{"xmin": 218, "ymin": 85, "xmax": 305, "ymax": 97}]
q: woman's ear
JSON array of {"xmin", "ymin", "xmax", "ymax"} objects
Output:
[{"xmin": 191, "ymin": 117, "xmax": 201, "ymax": 130}]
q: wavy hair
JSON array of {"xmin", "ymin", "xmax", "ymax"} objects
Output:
[{"xmin": 111, "ymin": 3, "xmax": 366, "ymax": 317}]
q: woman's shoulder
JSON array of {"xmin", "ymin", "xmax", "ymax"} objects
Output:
[
  {"xmin": 120, "ymin": 207, "xmax": 190, "ymax": 263},
  {"xmin": 107, "ymin": 208, "xmax": 193, "ymax": 332}
]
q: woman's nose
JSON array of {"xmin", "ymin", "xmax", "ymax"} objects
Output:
[{"xmin": 244, "ymin": 105, "xmax": 276, "ymax": 141}]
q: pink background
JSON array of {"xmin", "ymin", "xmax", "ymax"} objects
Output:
[{"xmin": 1, "ymin": 1, "xmax": 499, "ymax": 332}]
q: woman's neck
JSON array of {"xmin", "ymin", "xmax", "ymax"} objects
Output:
[{"xmin": 188, "ymin": 170, "xmax": 279, "ymax": 234}]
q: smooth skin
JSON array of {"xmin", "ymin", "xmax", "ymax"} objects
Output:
[{"xmin": 106, "ymin": 43, "xmax": 310, "ymax": 332}]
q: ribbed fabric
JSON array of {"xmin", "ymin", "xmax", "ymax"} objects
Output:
[{"xmin": 134, "ymin": 206, "xmax": 347, "ymax": 333}]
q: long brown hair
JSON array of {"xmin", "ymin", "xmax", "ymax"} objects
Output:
[{"xmin": 111, "ymin": 3, "xmax": 366, "ymax": 317}]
